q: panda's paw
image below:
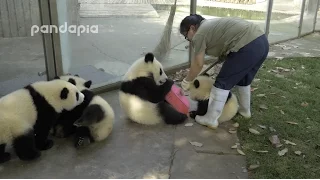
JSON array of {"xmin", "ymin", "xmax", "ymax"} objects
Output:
[
  {"xmin": 75, "ymin": 137, "xmax": 91, "ymax": 149},
  {"xmin": 0, "ymin": 152, "xmax": 11, "ymax": 163},
  {"xmin": 37, "ymin": 139, "xmax": 54, "ymax": 150}
]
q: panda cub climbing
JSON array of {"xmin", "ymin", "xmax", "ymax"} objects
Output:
[
  {"xmin": 119, "ymin": 52, "xmax": 188, "ymax": 125},
  {"xmin": 0, "ymin": 79, "xmax": 84, "ymax": 163},
  {"xmin": 188, "ymin": 74, "xmax": 239, "ymax": 124},
  {"xmin": 53, "ymin": 74, "xmax": 114, "ymax": 148}
]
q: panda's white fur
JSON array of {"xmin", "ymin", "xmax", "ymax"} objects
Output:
[
  {"xmin": 55, "ymin": 74, "xmax": 114, "ymax": 147},
  {"xmin": 119, "ymin": 53, "xmax": 187, "ymax": 125},
  {"xmin": 0, "ymin": 79, "xmax": 84, "ymax": 163},
  {"xmin": 189, "ymin": 75, "xmax": 239, "ymax": 123}
]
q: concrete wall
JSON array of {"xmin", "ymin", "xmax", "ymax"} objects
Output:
[{"xmin": 0, "ymin": 0, "xmax": 79, "ymax": 38}]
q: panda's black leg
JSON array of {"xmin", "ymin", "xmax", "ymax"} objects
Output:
[
  {"xmin": 0, "ymin": 144, "xmax": 11, "ymax": 163},
  {"xmin": 13, "ymin": 130, "xmax": 41, "ymax": 161},
  {"xmin": 74, "ymin": 127, "xmax": 94, "ymax": 148},
  {"xmin": 34, "ymin": 123, "xmax": 54, "ymax": 151},
  {"xmin": 158, "ymin": 102, "xmax": 188, "ymax": 125}
]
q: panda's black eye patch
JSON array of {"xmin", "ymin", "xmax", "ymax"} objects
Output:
[
  {"xmin": 160, "ymin": 68, "xmax": 163, "ymax": 75},
  {"xmin": 60, "ymin": 87, "xmax": 69, "ymax": 100},
  {"xmin": 76, "ymin": 92, "xmax": 79, "ymax": 101},
  {"xmin": 194, "ymin": 80, "xmax": 200, "ymax": 89}
]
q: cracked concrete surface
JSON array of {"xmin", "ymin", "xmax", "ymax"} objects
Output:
[{"xmin": 0, "ymin": 90, "xmax": 247, "ymax": 179}]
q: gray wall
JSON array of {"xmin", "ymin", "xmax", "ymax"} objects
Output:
[{"xmin": 0, "ymin": 0, "xmax": 79, "ymax": 38}]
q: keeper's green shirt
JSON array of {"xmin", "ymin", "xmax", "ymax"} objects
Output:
[{"xmin": 191, "ymin": 17, "xmax": 264, "ymax": 59}]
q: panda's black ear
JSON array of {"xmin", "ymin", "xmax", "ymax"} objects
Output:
[
  {"xmin": 68, "ymin": 78, "xmax": 76, "ymax": 86},
  {"xmin": 60, "ymin": 87, "xmax": 69, "ymax": 100},
  {"xmin": 145, "ymin": 53, "xmax": 154, "ymax": 63},
  {"xmin": 75, "ymin": 74, "xmax": 79, "ymax": 77},
  {"xmin": 84, "ymin": 80, "xmax": 92, "ymax": 88},
  {"xmin": 193, "ymin": 79, "xmax": 200, "ymax": 89},
  {"xmin": 54, "ymin": 76, "xmax": 60, "ymax": 79}
]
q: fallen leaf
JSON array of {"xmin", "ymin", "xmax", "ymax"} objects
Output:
[
  {"xmin": 253, "ymin": 149, "xmax": 268, "ymax": 153},
  {"xmin": 249, "ymin": 128, "xmax": 260, "ymax": 135},
  {"xmin": 284, "ymin": 139, "xmax": 297, "ymax": 146},
  {"xmin": 286, "ymin": 121, "xmax": 298, "ymax": 125},
  {"xmin": 282, "ymin": 47, "xmax": 291, "ymax": 50},
  {"xmin": 189, "ymin": 141, "xmax": 203, "ymax": 147},
  {"xmin": 229, "ymin": 130, "xmax": 237, "ymax": 134},
  {"xmin": 184, "ymin": 123, "xmax": 193, "ymax": 127},
  {"xmin": 251, "ymin": 87, "xmax": 258, "ymax": 92},
  {"xmin": 237, "ymin": 149, "xmax": 246, "ymax": 156},
  {"xmin": 253, "ymin": 78, "xmax": 260, "ymax": 82},
  {"xmin": 278, "ymin": 148, "xmax": 288, "ymax": 156},
  {"xmin": 270, "ymin": 92, "xmax": 277, "ymax": 95},
  {"xmin": 256, "ymin": 94, "xmax": 266, "ymax": 97},
  {"xmin": 295, "ymin": 151, "xmax": 302, "ymax": 155},
  {"xmin": 269, "ymin": 127, "xmax": 276, "ymax": 132},
  {"xmin": 248, "ymin": 164, "xmax": 260, "ymax": 170},
  {"xmin": 301, "ymin": 102, "xmax": 309, "ymax": 107},
  {"xmin": 269, "ymin": 135, "xmax": 282, "ymax": 148},
  {"xmin": 280, "ymin": 110, "xmax": 285, "ymax": 114},
  {"xmin": 231, "ymin": 145, "xmax": 238, "ymax": 149},
  {"xmin": 258, "ymin": 124, "xmax": 266, "ymax": 129},
  {"xmin": 259, "ymin": 104, "xmax": 268, "ymax": 110},
  {"xmin": 301, "ymin": 65, "xmax": 305, "ymax": 69},
  {"xmin": 275, "ymin": 57, "xmax": 284, "ymax": 60},
  {"xmin": 233, "ymin": 122, "xmax": 239, "ymax": 128}
]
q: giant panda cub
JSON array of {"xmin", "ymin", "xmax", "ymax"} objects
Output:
[
  {"xmin": 119, "ymin": 52, "xmax": 188, "ymax": 125},
  {"xmin": 53, "ymin": 74, "xmax": 114, "ymax": 148},
  {"xmin": 0, "ymin": 79, "xmax": 84, "ymax": 163},
  {"xmin": 188, "ymin": 74, "xmax": 239, "ymax": 124}
]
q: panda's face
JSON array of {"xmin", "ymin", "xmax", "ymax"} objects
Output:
[
  {"xmin": 144, "ymin": 53, "xmax": 168, "ymax": 85},
  {"xmin": 60, "ymin": 82, "xmax": 85, "ymax": 111},
  {"xmin": 150, "ymin": 61, "xmax": 168, "ymax": 85},
  {"xmin": 189, "ymin": 75, "xmax": 214, "ymax": 101}
]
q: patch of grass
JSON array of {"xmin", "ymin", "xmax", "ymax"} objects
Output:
[{"xmin": 234, "ymin": 57, "xmax": 320, "ymax": 178}]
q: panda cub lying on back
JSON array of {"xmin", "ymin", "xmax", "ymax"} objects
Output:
[
  {"xmin": 52, "ymin": 75, "xmax": 114, "ymax": 148},
  {"xmin": 0, "ymin": 80, "xmax": 84, "ymax": 163},
  {"xmin": 119, "ymin": 52, "xmax": 188, "ymax": 125},
  {"xmin": 188, "ymin": 74, "xmax": 239, "ymax": 124}
]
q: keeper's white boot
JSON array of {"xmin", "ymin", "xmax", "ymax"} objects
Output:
[
  {"xmin": 195, "ymin": 86, "xmax": 229, "ymax": 129},
  {"xmin": 235, "ymin": 85, "xmax": 251, "ymax": 119}
]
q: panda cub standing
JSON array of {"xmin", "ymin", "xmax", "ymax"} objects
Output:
[
  {"xmin": 52, "ymin": 75, "xmax": 114, "ymax": 148},
  {"xmin": 119, "ymin": 52, "xmax": 188, "ymax": 125},
  {"xmin": 0, "ymin": 80, "xmax": 84, "ymax": 163},
  {"xmin": 188, "ymin": 74, "xmax": 239, "ymax": 124}
]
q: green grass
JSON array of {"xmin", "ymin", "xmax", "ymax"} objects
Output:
[{"xmin": 234, "ymin": 57, "xmax": 320, "ymax": 178}]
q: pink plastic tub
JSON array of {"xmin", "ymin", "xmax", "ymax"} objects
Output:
[{"xmin": 165, "ymin": 84, "xmax": 190, "ymax": 115}]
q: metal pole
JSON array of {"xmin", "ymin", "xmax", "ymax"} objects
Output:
[
  {"xmin": 38, "ymin": 0, "xmax": 57, "ymax": 81},
  {"xmin": 189, "ymin": 0, "xmax": 197, "ymax": 65},
  {"xmin": 298, "ymin": 0, "xmax": 307, "ymax": 37},
  {"xmin": 313, "ymin": 0, "xmax": 320, "ymax": 32},
  {"xmin": 264, "ymin": 0, "xmax": 273, "ymax": 39}
]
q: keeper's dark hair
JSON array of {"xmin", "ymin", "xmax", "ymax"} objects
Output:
[{"xmin": 179, "ymin": 14, "xmax": 205, "ymax": 35}]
